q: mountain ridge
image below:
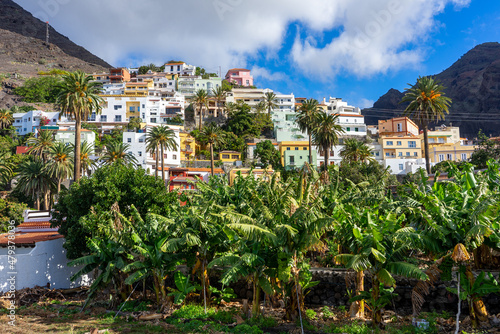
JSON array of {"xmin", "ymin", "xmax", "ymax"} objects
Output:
[{"xmin": 364, "ymin": 42, "xmax": 500, "ymax": 138}]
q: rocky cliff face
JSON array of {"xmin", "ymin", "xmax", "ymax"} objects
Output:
[
  {"xmin": 365, "ymin": 42, "xmax": 500, "ymax": 138},
  {"xmin": 0, "ymin": 0, "xmax": 111, "ymax": 69}
]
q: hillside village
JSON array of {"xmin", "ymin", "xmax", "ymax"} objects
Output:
[{"xmin": 9, "ymin": 61, "xmax": 478, "ymax": 189}]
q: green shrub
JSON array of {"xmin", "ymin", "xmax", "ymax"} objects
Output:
[
  {"xmin": 14, "ymin": 76, "xmax": 62, "ymax": 103},
  {"xmin": 230, "ymin": 324, "xmax": 263, "ymax": 334},
  {"xmin": 305, "ymin": 309, "xmax": 317, "ymax": 320}
]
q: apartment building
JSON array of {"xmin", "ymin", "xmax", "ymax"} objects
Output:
[
  {"xmin": 12, "ymin": 110, "xmax": 60, "ymax": 136},
  {"xmin": 279, "ymin": 141, "xmax": 317, "ymax": 170},
  {"xmin": 177, "ymin": 76, "xmax": 223, "ymax": 97},
  {"xmin": 123, "ymin": 125, "xmax": 181, "ymax": 175},
  {"xmin": 423, "ymin": 125, "xmax": 476, "ymax": 163},
  {"xmin": 164, "ymin": 62, "xmax": 196, "ymax": 76},
  {"xmin": 324, "ymin": 98, "xmax": 367, "ymax": 137},
  {"xmin": 225, "ymin": 68, "xmax": 253, "ymax": 87}
]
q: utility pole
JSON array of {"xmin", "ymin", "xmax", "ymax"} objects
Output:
[{"xmin": 45, "ymin": 21, "xmax": 49, "ymax": 45}]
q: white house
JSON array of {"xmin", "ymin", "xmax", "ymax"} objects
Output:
[
  {"xmin": 164, "ymin": 62, "xmax": 196, "ymax": 76},
  {"xmin": 12, "ymin": 110, "xmax": 60, "ymax": 136},
  {"xmin": 323, "ymin": 98, "xmax": 367, "ymax": 137},
  {"xmin": 123, "ymin": 125, "xmax": 182, "ymax": 175},
  {"xmin": 0, "ymin": 210, "xmax": 91, "ymax": 292}
]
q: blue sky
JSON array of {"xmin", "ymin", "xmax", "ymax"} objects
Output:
[{"xmin": 14, "ymin": 0, "xmax": 500, "ymax": 108}]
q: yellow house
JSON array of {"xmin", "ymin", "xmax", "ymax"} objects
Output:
[
  {"xmin": 379, "ymin": 135, "xmax": 422, "ymax": 159},
  {"xmin": 218, "ymin": 151, "xmax": 241, "ymax": 162},
  {"xmin": 229, "ymin": 166, "xmax": 280, "ymax": 186},
  {"xmin": 379, "ymin": 117, "xmax": 419, "ymax": 136},
  {"xmin": 124, "ymin": 79, "xmax": 154, "ymax": 96},
  {"xmin": 179, "ymin": 132, "xmax": 197, "ymax": 161},
  {"xmin": 126, "ymin": 100, "xmax": 141, "ymax": 120},
  {"xmin": 422, "ymin": 126, "xmax": 476, "ymax": 163}
]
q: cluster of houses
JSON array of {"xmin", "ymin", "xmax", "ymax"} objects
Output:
[{"xmin": 12, "ymin": 62, "xmax": 477, "ymax": 187}]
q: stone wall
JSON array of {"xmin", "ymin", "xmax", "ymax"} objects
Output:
[{"xmin": 225, "ymin": 268, "xmax": 500, "ymax": 316}]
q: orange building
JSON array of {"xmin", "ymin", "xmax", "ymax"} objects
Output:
[{"xmin": 378, "ymin": 117, "xmax": 419, "ymax": 137}]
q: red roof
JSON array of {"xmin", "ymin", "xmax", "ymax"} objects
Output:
[
  {"xmin": 227, "ymin": 68, "xmax": 250, "ymax": 72},
  {"xmin": 0, "ymin": 231, "xmax": 63, "ymax": 247},
  {"xmin": 17, "ymin": 221, "xmax": 52, "ymax": 230},
  {"xmin": 172, "ymin": 176, "xmax": 196, "ymax": 182},
  {"xmin": 16, "ymin": 146, "xmax": 29, "ymax": 155}
]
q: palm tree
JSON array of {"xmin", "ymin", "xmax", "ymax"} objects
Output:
[
  {"xmin": 212, "ymin": 86, "xmax": 226, "ymax": 117},
  {"xmin": 46, "ymin": 142, "xmax": 73, "ymax": 194},
  {"xmin": 340, "ymin": 138, "xmax": 374, "ymax": 163},
  {"xmin": 16, "ymin": 159, "xmax": 54, "ymax": 210},
  {"xmin": 263, "ymin": 91, "xmax": 278, "ymax": 116},
  {"xmin": 200, "ymin": 122, "xmax": 225, "ymax": 176},
  {"xmin": 0, "ymin": 152, "xmax": 13, "ymax": 187},
  {"xmin": 312, "ymin": 113, "xmax": 344, "ymax": 169},
  {"xmin": 27, "ymin": 130, "xmax": 55, "ymax": 162},
  {"xmin": 56, "ymin": 70, "xmax": 103, "ymax": 181},
  {"xmin": 297, "ymin": 99, "xmax": 322, "ymax": 164},
  {"xmin": 148, "ymin": 126, "xmax": 178, "ymax": 182},
  {"xmin": 193, "ymin": 89, "xmax": 209, "ymax": 130},
  {"xmin": 146, "ymin": 128, "xmax": 161, "ymax": 179},
  {"xmin": 0, "ymin": 109, "xmax": 14, "ymax": 130},
  {"xmin": 71, "ymin": 141, "xmax": 96, "ymax": 177},
  {"xmin": 101, "ymin": 142, "xmax": 138, "ymax": 166},
  {"xmin": 402, "ymin": 76, "xmax": 452, "ymax": 174}
]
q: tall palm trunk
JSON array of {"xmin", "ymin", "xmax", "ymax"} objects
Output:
[
  {"xmin": 198, "ymin": 105, "xmax": 203, "ymax": 131},
  {"xmin": 423, "ymin": 123, "xmax": 431, "ymax": 174},
  {"xmin": 35, "ymin": 193, "xmax": 40, "ymax": 210},
  {"xmin": 324, "ymin": 146, "xmax": 329, "ymax": 171},
  {"xmin": 74, "ymin": 116, "xmax": 82, "ymax": 181},
  {"xmin": 210, "ymin": 143, "xmax": 214, "ymax": 176},
  {"xmin": 308, "ymin": 132, "xmax": 312, "ymax": 165},
  {"xmin": 57, "ymin": 178, "xmax": 61, "ymax": 194},
  {"xmin": 161, "ymin": 144, "xmax": 165, "ymax": 182},
  {"xmin": 155, "ymin": 145, "xmax": 159, "ymax": 179}
]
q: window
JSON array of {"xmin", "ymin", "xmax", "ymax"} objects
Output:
[
  {"xmin": 173, "ymin": 155, "xmax": 177, "ymax": 160},
  {"xmin": 115, "ymin": 115, "xmax": 122, "ymax": 122},
  {"xmin": 138, "ymin": 151, "xmax": 142, "ymax": 157},
  {"xmin": 222, "ymin": 154, "xmax": 230, "ymax": 159},
  {"xmin": 397, "ymin": 141, "xmax": 402, "ymax": 146},
  {"xmin": 142, "ymin": 104, "xmax": 145, "ymax": 109},
  {"xmin": 438, "ymin": 138, "xmax": 445, "ymax": 143},
  {"xmin": 114, "ymin": 105, "xmax": 122, "ymax": 110},
  {"xmin": 386, "ymin": 141, "xmax": 393, "ymax": 146},
  {"xmin": 461, "ymin": 153, "xmax": 467, "ymax": 161},
  {"xmin": 28, "ymin": 117, "xmax": 30, "ymax": 121},
  {"xmin": 346, "ymin": 127, "xmax": 350, "ymax": 131},
  {"xmin": 101, "ymin": 115, "xmax": 107, "ymax": 122},
  {"xmin": 397, "ymin": 123, "xmax": 402, "ymax": 132},
  {"xmin": 231, "ymin": 155, "xmax": 239, "ymax": 159},
  {"xmin": 414, "ymin": 152, "xmax": 418, "ymax": 156},
  {"xmin": 303, "ymin": 147, "xmax": 307, "ymax": 150},
  {"xmin": 408, "ymin": 141, "xmax": 416, "ymax": 148},
  {"xmin": 300, "ymin": 156, "xmax": 303, "ymax": 160},
  {"xmin": 355, "ymin": 128, "xmax": 359, "ymax": 132},
  {"xmin": 385, "ymin": 153, "xmax": 390, "ymax": 157},
  {"xmin": 290, "ymin": 156, "xmax": 295, "ymax": 165},
  {"xmin": 139, "ymin": 138, "xmax": 144, "ymax": 143},
  {"xmin": 406, "ymin": 152, "xmax": 410, "ymax": 156},
  {"xmin": 447, "ymin": 154, "xmax": 453, "ymax": 160},
  {"xmin": 127, "ymin": 138, "xmax": 132, "ymax": 143},
  {"xmin": 330, "ymin": 151, "xmax": 334, "ymax": 157},
  {"xmin": 439, "ymin": 154, "xmax": 444, "ymax": 162},
  {"xmin": 151, "ymin": 118, "xmax": 157, "ymax": 123},
  {"xmin": 163, "ymin": 154, "xmax": 168, "ymax": 159},
  {"xmin": 295, "ymin": 147, "xmax": 299, "ymax": 151},
  {"xmin": 52, "ymin": 119, "xmax": 56, "ymax": 122},
  {"xmin": 398, "ymin": 152, "xmax": 403, "ymax": 157},
  {"xmin": 286, "ymin": 147, "xmax": 290, "ymax": 151},
  {"xmin": 129, "ymin": 107, "xmax": 135, "ymax": 112},
  {"xmin": 399, "ymin": 164, "xmax": 404, "ymax": 171}
]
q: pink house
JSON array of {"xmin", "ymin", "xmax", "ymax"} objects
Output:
[{"xmin": 225, "ymin": 68, "xmax": 253, "ymax": 87}]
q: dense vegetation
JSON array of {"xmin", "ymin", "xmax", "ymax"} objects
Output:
[{"xmin": 47, "ymin": 160, "xmax": 500, "ymax": 331}]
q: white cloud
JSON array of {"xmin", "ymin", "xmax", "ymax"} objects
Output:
[
  {"xmin": 13, "ymin": 0, "xmax": 470, "ymax": 80},
  {"xmin": 251, "ymin": 66, "xmax": 288, "ymax": 82},
  {"xmin": 359, "ymin": 98, "xmax": 375, "ymax": 109}
]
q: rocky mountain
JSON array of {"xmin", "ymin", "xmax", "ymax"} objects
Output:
[
  {"xmin": 364, "ymin": 42, "xmax": 500, "ymax": 138},
  {"xmin": 0, "ymin": 0, "xmax": 111, "ymax": 68},
  {"xmin": 0, "ymin": 0, "xmax": 112, "ymax": 109}
]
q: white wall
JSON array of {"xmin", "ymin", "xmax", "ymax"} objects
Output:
[{"xmin": 0, "ymin": 238, "xmax": 91, "ymax": 292}]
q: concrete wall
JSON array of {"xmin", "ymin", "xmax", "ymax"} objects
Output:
[{"xmin": 0, "ymin": 238, "xmax": 91, "ymax": 292}]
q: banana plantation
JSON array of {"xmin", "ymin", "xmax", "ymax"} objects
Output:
[{"xmin": 42, "ymin": 159, "xmax": 500, "ymax": 334}]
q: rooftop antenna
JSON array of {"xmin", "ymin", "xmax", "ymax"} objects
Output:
[{"xmin": 45, "ymin": 21, "xmax": 49, "ymax": 45}]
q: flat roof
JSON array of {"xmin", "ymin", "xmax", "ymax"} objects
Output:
[{"xmin": 0, "ymin": 231, "xmax": 63, "ymax": 247}]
